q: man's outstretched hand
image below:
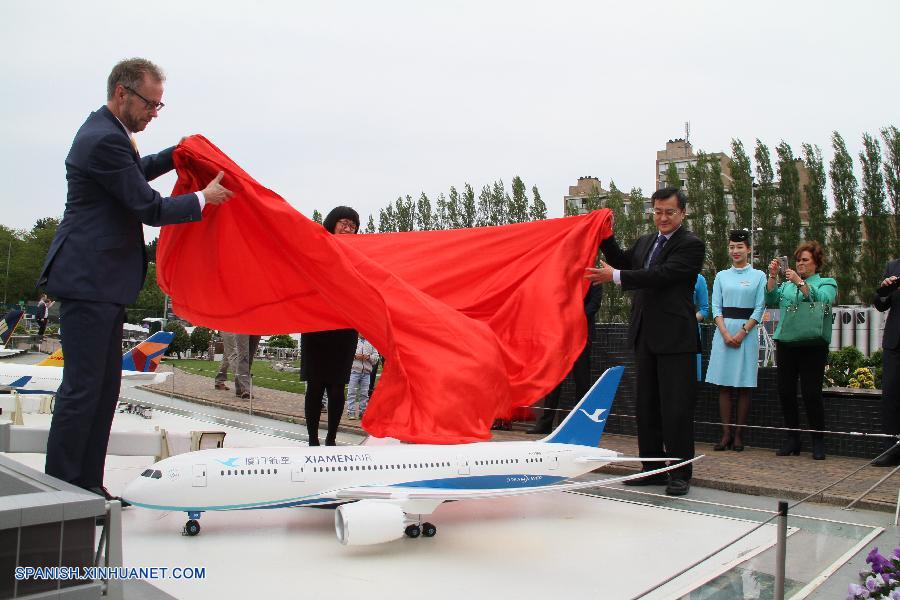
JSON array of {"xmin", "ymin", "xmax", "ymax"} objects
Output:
[{"xmin": 202, "ymin": 171, "xmax": 234, "ymax": 205}]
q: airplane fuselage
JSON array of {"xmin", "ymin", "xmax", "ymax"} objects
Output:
[
  {"xmin": 0, "ymin": 363, "xmax": 168, "ymax": 395},
  {"xmin": 124, "ymin": 442, "xmax": 619, "ymax": 512}
]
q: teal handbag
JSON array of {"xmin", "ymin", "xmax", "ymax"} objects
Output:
[{"xmin": 778, "ymin": 286, "xmax": 832, "ymax": 344}]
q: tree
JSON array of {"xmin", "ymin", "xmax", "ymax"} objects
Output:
[
  {"xmin": 754, "ymin": 140, "xmax": 778, "ymax": 273},
  {"xmin": 829, "ymin": 131, "xmax": 861, "ymax": 303},
  {"xmin": 625, "ymin": 187, "xmax": 648, "ymax": 246},
  {"xmin": 599, "ymin": 182, "xmax": 629, "ymax": 323},
  {"xmin": 145, "ymin": 237, "xmax": 158, "ymax": 263},
  {"xmin": 859, "ymin": 132, "xmax": 891, "ymax": 292},
  {"xmin": 508, "ymin": 176, "xmax": 529, "ymax": 223},
  {"xmin": 730, "ymin": 139, "xmax": 753, "ymax": 231},
  {"xmin": 311, "ymin": 210, "xmax": 322, "ymax": 224},
  {"xmin": 491, "ymin": 180, "xmax": 507, "ymax": 225},
  {"xmin": 415, "ymin": 192, "xmax": 433, "ymax": 231},
  {"xmin": 190, "ymin": 326, "xmax": 213, "ymax": 355},
  {"xmin": 584, "ymin": 181, "xmax": 603, "ymax": 212},
  {"xmin": 364, "ymin": 214, "xmax": 376, "ymax": 234},
  {"xmin": 130, "ymin": 262, "xmax": 164, "ymax": 323},
  {"xmin": 394, "ymin": 195, "xmax": 415, "ymax": 232},
  {"xmin": 707, "ymin": 157, "xmax": 730, "ymax": 274},
  {"xmin": 882, "ymin": 126, "xmax": 900, "ymax": 254},
  {"xmin": 164, "ymin": 322, "xmax": 190, "ymax": 359},
  {"xmin": 529, "ymin": 185, "xmax": 547, "ymax": 221},
  {"xmin": 686, "ymin": 152, "xmax": 709, "ymax": 245},
  {"xmin": 665, "ymin": 162, "xmax": 681, "ymax": 188},
  {"xmin": 434, "ymin": 193, "xmax": 448, "ymax": 230},
  {"xmin": 461, "ymin": 184, "xmax": 477, "ymax": 228},
  {"xmin": 378, "ymin": 205, "xmax": 396, "ymax": 232},
  {"xmin": 447, "ymin": 186, "xmax": 462, "ymax": 229},
  {"xmin": 776, "ymin": 141, "xmax": 802, "ymax": 257},
  {"xmin": 476, "ymin": 184, "xmax": 492, "ymax": 227},
  {"xmin": 267, "ymin": 334, "xmax": 297, "ymax": 349},
  {"xmin": 801, "ymin": 143, "xmax": 828, "ymax": 247}
]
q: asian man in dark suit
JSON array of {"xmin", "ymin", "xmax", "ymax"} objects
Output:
[
  {"xmin": 38, "ymin": 58, "xmax": 233, "ymax": 501},
  {"xmin": 585, "ymin": 187, "xmax": 705, "ymax": 496},
  {"xmin": 873, "ymin": 258, "xmax": 900, "ymax": 466}
]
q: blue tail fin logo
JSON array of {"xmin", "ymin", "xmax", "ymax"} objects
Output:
[
  {"xmin": 121, "ymin": 331, "xmax": 174, "ymax": 372},
  {"xmin": 542, "ymin": 366, "xmax": 624, "ymax": 447}
]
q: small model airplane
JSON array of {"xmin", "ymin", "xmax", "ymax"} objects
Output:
[
  {"xmin": 0, "ymin": 310, "xmax": 25, "ymax": 358},
  {"xmin": 123, "ymin": 366, "xmax": 700, "ymax": 546},
  {"xmin": 0, "ymin": 331, "xmax": 174, "ymax": 395}
]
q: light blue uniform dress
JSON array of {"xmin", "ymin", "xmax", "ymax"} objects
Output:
[
  {"xmin": 705, "ymin": 266, "xmax": 767, "ymax": 388},
  {"xmin": 694, "ymin": 274, "xmax": 709, "ymax": 380}
]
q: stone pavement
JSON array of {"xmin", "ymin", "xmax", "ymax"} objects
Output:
[{"xmin": 145, "ymin": 365, "xmax": 900, "ymax": 512}]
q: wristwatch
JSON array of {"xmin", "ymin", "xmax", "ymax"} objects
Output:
[{"xmin": 741, "ymin": 324, "xmax": 750, "ymax": 334}]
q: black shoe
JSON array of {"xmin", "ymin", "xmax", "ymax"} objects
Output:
[
  {"xmin": 713, "ymin": 438, "xmax": 733, "ymax": 451},
  {"xmin": 775, "ymin": 435, "xmax": 801, "ymax": 456},
  {"xmin": 811, "ymin": 438, "xmax": 826, "ymax": 460},
  {"xmin": 84, "ymin": 486, "xmax": 131, "ymax": 508},
  {"xmin": 665, "ymin": 478, "xmax": 690, "ymax": 496},
  {"xmin": 873, "ymin": 452, "xmax": 900, "ymax": 467},
  {"xmin": 308, "ymin": 438, "xmax": 320, "ymax": 446},
  {"xmin": 732, "ymin": 444, "xmax": 744, "ymax": 452},
  {"xmin": 623, "ymin": 472, "xmax": 669, "ymax": 486}
]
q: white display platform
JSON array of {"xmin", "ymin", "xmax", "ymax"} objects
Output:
[{"xmin": 3, "ymin": 409, "xmax": 782, "ymax": 599}]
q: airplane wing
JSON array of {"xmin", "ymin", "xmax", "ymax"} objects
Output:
[
  {"xmin": 334, "ymin": 456, "xmax": 703, "ymax": 506},
  {"xmin": 121, "ymin": 371, "xmax": 173, "ymax": 386}
]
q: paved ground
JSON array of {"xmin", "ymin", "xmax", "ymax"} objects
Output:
[{"xmin": 145, "ymin": 364, "xmax": 900, "ymax": 512}]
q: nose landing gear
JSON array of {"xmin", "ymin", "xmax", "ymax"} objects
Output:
[{"xmin": 182, "ymin": 511, "xmax": 203, "ymax": 536}]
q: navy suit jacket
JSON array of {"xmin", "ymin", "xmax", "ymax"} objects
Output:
[
  {"xmin": 874, "ymin": 258, "xmax": 900, "ymax": 351},
  {"xmin": 39, "ymin": 106, "xmax": 201, "ymax": 305},
  {"xmin": 600, "ymin": 227, "xmax": 705, "ymax": 354}
]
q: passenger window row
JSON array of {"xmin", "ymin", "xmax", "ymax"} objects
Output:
[
  {"xmin": 475, "ymin": 458, "xmax": 534, "ymax": 466},
  {"xmin": 313, "ymin": 461, "xmax": 451, "ymax": 473},
  {"xmin": 220, "ymin": 468, "xmax": 280, "ymax": 476}
]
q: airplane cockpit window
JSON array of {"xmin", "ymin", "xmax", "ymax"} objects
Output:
[
  {"xmin": 151, "ymin": 470, "xmax": 162, "ymax": 479},
  {"xmin": 141, "ymin": 469, "xmax": 153, "ymax": 477}
]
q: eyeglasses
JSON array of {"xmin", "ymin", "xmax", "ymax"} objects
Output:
[
  {"xmin": 652, "ymin": 209, "xmax": 681, "ymax": 217},
  {"xmin": 336, "ymin": 219, "xmax": 358, "ymax": 233},
  {"xmin": 124, "ymin": 86, "xmax": 165, "ymax": 111}
]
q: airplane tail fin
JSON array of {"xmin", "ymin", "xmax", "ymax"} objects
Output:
[
  {"xmin": 121, "ymin": 331, "xmax": 174, "ymax": 372},
  {"xmin": 37, "ymin": 348, "xmax": 64, "ymax": 366},
  {"xmin": 0, "ymin": 310, "xmax": 24, "ymax": 347},
  {"xmin": 541, "ymin": 366, "xmax": 624, "ymax": 448}
]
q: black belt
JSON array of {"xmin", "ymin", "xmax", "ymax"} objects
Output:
[{"xmin": 721, "ymin": 307, "xmax": 753, "ymax": 319}]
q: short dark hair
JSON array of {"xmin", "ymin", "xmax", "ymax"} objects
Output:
[
  {"xmin": 651, "ymin": 187, "xmax": 687, "ymax": 210},
  {"xmin": 794, "ymin": 240, "xmax": 824, "ymax": 272},
  {"xmin": 729, "ymin": 229, "xmax": 751, "ymax": 246},
  {"xmin": 107, "ymin": 58, "xmax": 165, "ymax": 100},
  {"xmin": 323, "ymin": 206, "xmax": 360, "ymax": 234}
]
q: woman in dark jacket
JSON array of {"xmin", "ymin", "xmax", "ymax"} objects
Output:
[{"xmin": 301, "ymin": 206, "xmax": 360, "ymax": 445}]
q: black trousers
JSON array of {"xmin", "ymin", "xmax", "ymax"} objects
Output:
[
  {"xmin": 37, "ymin": 318, "xmax": 48, "ymax": 337},
  {"xmin": 881, "ymin": 346, "xmax": 900, "ymax": 449},
  {"xmin": 775, "ymin": 342, "xmax": 828, "ymax": 438},
  {"xmin": 533, "ymin": 339, "xmax": 592, "ymax": 431},
  {"xmin": 634, "ymin": 335, "xmax": 697, "ymax": 480},
  {"xmin": 45, "ymin": 300, "xmax": 124, "ymax": 488},
  {"xmin": 305, "ymin": 381, "xmax": 345, "ymax": 445}
]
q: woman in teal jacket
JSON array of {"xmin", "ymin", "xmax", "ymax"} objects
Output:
[{"xmin": 765, "ymin": 241, "xmax": 837, "ymax": 460}]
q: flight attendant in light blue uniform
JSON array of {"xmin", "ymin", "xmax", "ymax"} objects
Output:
[
  {"xmin": 694, "ymin": 273, "xmax": 709, "ymax": 380},
  {"xmin": 705, "ymin": 230, "xmax": 766, "ymax": 452}
]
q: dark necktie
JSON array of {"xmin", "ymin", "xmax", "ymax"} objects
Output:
[{"xmin": 648, "ymin": 235, "xmax": 667, "ymax": 266}]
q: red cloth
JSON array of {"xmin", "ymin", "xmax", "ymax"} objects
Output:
[{"xmin": 158, "ymin": 136, "xmax": 613, "ymax": 443}]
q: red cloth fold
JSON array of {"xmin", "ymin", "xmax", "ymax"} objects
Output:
[{"xmin": 158, "ymin": 135, "xmax": 612, "ymax": 443}]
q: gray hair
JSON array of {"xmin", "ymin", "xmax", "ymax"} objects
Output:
[{"xmin": 106, "ymin": 58, "xmax": 165, "ymax": 100}]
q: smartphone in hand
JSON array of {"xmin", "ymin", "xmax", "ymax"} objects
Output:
[{"xmin": 777, "ymin": 256, "xmax": 789, "ymax": 276}]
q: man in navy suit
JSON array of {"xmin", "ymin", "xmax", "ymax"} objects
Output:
[
  {"xmin": 873, "ymin": 259, "xmax": 900, "ymax": 466},
  {"xmin": 585, "ymin": 187, "xmax": 705, "ymax": 496},
  {"xmin": 39, "ymin": 58, "xmax": 233, "ymax": 500}
]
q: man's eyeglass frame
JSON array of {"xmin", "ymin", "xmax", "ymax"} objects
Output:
[{"xmin": 123, "ymin": 85, "xmax": 165, "ymax": 111}]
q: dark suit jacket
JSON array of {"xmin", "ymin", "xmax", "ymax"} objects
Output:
[
  {"xmin": 874, "ymin": 258, "xmax": 900, "ymax": 351},
  {"xmin": 38, "ymin": 106, "xmax": 201, "ymax": 305},
  {"xmin": 600, "ymin": 227, "xmax": 705, "ymax": 354}
]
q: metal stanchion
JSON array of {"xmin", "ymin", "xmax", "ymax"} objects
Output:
[{"xmin": 774, "ymin": 500, "xmax": 788, "ymax": 600}]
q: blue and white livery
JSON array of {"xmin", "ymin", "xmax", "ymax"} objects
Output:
[{"xmin": 123, "ymin": 367, "xmax": 700, "ymax": 545}]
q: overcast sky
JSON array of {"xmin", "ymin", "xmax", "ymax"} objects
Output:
[{"xmin": 1, "ymin": 1, "xmax": 898, "ymax": 237}]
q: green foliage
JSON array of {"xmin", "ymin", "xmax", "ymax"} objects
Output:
[
  {"xmin": 168, "ymin": 358, "xmax": 307, "ymax": 395},
  {"xmin": 189, "ymin": 326, "xmax": 213, "ymax": 354},
  {"xmin": 434, "ymin": 193, "xmax": 448, "ymax": 230},
  {"xmin": 665, "ymin": 163, "xmax": 681, "ymax": 188},
  {"xmin": 776, "ymin": 141, "xmax": 802, "ymax": 257},
  {"xmin": 824, "ymin": 346, "xmax": 883, "ymax": 389},
  {"xmin": 1, "ymin": 217, "xmax": 60, "ymax": 306},
  {"xmin": 859, "ymin": 133, "xmax": 892, "ymax": 294},
  {"xmin": 508, "ymin": 176, "xmax": 529, "ymax": 223},
  {"xmin": 801, "ymin": 143, "xmax": 828, "ymax": 248},
  {"xmin": 626, "ymin": 187, "xmax": 649, "ymax": 245},
  {"xmin": 378, "ymin": 205, "xmax": 396, "ymax": 232},
  {"xmin": 129, "ymin": 263, "xmax": 165, "ymax": 323},
  {"xmin": 267, "ymin": 334, "xmax": 297, "ymax": 349},
  {"xmin": 707, "ymin": 158, "xmax": 730, "ymax": 274},
  {"xmin": 529, "ymin": 186, "xmax": 547, "ymax": 221},
  {"xmin": 881, "ymin": 126, "xmax": 900, "ymax": 254},
  {"xmin": 754, "ymin": 140, "xmax": 778, "ymax": 277},
  {"xmin": 829, "ymin": 131, "xmax": 861, "ymax": 303},
  {"xmin": 686, "ymin": 153, "xmax": 708, "ymax": 244},
  {"xmin": 447, "ymin": 187, "xmax": 462, "ymax": 229},
  {"xmin": 311, "ymin": 210, "xmax": 323, "ymax": 224},
  {"xmin": 164, "ymin": 322, "xmax": 191, "ymax": 359},
  {"xmin": 598, "ymin": 182, "xmax": 629, "ymax": 323},
  {"xmin": 461, "ymin": 184, "xmax": 477, "ymax": 227},
  {"xmin": 730, "ymin": 139, "xmax": 753, "ymax": 231},
  {"xmin": 415, "ymin": 192, "xmax": 433, "ymax": 230},
  {"xmin": 364, "ymin": 214, "xmax": 376, "ymax": 234},
  {"xmin": 394, "ymin": 195, "xmax": 415, "ymax": 232}
]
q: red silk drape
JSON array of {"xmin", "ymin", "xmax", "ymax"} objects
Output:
[{"xmin": 158, "ymin": 135, "xmax": 613, "ymax": 443}]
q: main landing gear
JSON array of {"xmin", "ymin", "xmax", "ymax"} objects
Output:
[
  {"xmin": 182, "ymin": 512, "xmax": 203, "ymax": 536},
  {"xmin": 404, "ymin": 522, "xmax": 437, "ymax": 539}
]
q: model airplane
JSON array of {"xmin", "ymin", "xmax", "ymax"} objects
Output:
[
  {"xmin": 123, "ymin": 366, "xmax": 701, "ymax": 546},
  {"xmin": 0, "ymin": 331, "xmax": 174, "ymax": 395},
  {"xmin": 0, "ymin": 310, "xmax": 25, "ymax": 358}
]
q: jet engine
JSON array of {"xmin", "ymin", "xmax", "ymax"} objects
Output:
[{"xmin": 335, "ymin": 500, "xmax": 407, "ymax": 546}]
